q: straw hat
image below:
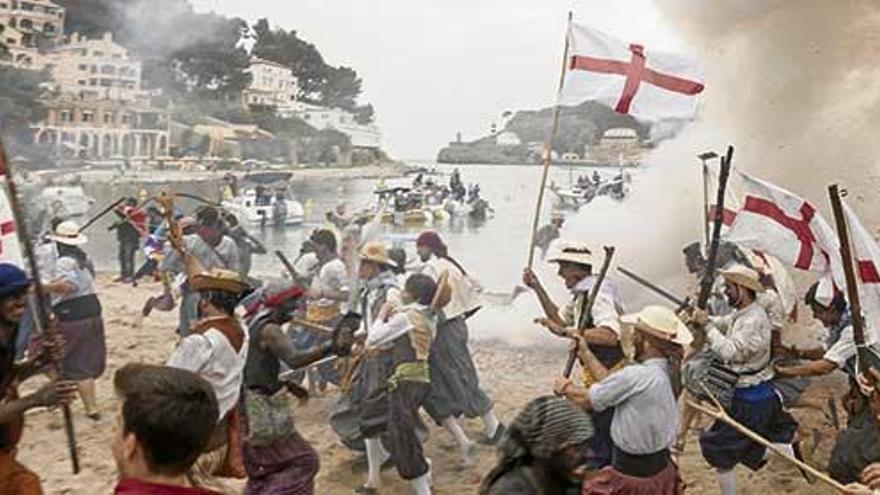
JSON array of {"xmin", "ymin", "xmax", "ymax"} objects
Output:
[
  {"xmin": 621, "ymin": 305, "xmax": 693, "ymax": 347},
  {"xmin": 359, "ymin": 241, "xmax": 397, "ymax": 268},
  {"xmin": 547, "ymin": 241, "xmax": 592, "ymax": 267},
  {"xmin": 50, "ymin": 220, "xmax": 88, "ymax": 246},
  {"xmin": 719, "ymin": 264, "xmax": 765, "ymax": 293},
  {"xmin": 190, "ymin": 268, "xmax": 250, "ymax": 294}
]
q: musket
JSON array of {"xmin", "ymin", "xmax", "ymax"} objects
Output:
[
  {"xmin": 564, "ymin": 246, "xmax": 615, "ymax": 378},
  {"xmin": 0, "ymin": 139, "xmax": 80, "ymax": 473},
  {"xmin": 78, "ymin": 196, "xmax": 125, "ymax": 232},
  {"xmin": 617, "ymin": 266, "xmax": 691, "ymax": 311},
  {"xmin": 697, "ymin": 145, "xmax": 734, "ymax": 311},
  {"xmin": 275, "ymin": 250, "xmax": 297, "ymax": 279}
]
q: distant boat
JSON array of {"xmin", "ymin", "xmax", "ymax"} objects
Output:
[{"xmin": 222, "ymin": 181, "xmax": 304, "ymax": 227}]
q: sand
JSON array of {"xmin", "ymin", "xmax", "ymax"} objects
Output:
[{"xmin": 17, "ymin": 274, "xmax": 845, "ymax": 494}]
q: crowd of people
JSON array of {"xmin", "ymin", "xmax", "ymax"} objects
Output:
[{"xmin": 2, "ymin": 193, "xmax": 880, "ymax": 495}]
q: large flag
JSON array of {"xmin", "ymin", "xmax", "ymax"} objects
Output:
[
  {"xmin": 558, "ymin": 22, "xmax": 706, "ymax": 122},
  {"xmin": 0, "ymin": 187, "xmax": 23, "ymax": 267},
  {"xmin": 725, "ymin": 172, "xmax": 843, "ymax": 281},
  {"xmin": 842, "ymin": 201, "xmax": 880, "ymax": 334}
]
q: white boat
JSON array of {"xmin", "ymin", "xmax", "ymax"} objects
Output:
[
  {"xmin": 222, "ymin": 183, "xmax": 304, "ymax": 227},
  {"xmin": 38, "ymin": 185, "xmax": 95, "ymax": 218}
]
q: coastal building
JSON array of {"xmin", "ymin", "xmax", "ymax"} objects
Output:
[
  {"xmin": 33, "ymin": 96, "xmax": 170, "ymax": 160},
  {"xmin": 242, "ymin": 57, "xmax": 299, "ymax": 113},
  {"xmin": 43, "ymin": 32, "xmax": 147, "ymax": 102},
  {"xmin": 0, "ymin": 0, "xmax": 65, "ymax": 67},
  {"xmin": 294, "ymin": 102, "xmax": 381, "ymax": 149},
  {"xmin": 582, "ymin": 127, "xmax": 645, "ymax": 166},
  {"xmin": 169, "ymin": 117, "xmax": 274, "ymax": 160},
  {"xmin": 495, "ymin": 131, "xmax": 521, "ymax": 146}
]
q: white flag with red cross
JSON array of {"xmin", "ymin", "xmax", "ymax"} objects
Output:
[
  {"xmin": 842, "ymin": 201, "xmax": 880, "ymax": 333},
  {"xmin": 0, "ymin": 185, "xmax": 23, "ymax": 267},
  {"xmin": 559, "ymin": 22, "xmax": 706, "ymax": 122},
  {"xmin": 725, "ymin": 172, "xmax": 841, "ymax": 278}
]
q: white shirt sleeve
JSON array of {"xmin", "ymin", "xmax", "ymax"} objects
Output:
[
  {"xmin": 167, "ymin": 334, "xmax": 214, "ymax": 372},
  {"xmin": 366, "ymin": 312, "xmax": 413, "ymax": 349},
  {"xmin": 590, "ymin": 293, "xmax": 622, "ymax": 336},
  {"xmin": 823, "ymin": 326, "xmax": 856, "ymax": 368},
  {"xmin": 706, "ymin": 312, "xmax": 767, "ymax": 363},
  {"xmin": 588, "ymin": 366, "xmax": 641, "ymax": 412}
]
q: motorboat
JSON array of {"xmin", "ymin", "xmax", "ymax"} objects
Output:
[
  {"xmin": 222, "ymin": 181, "xmax": 304, "ymax": 227},
  {"xmin": 38, "ymin": 185, "xmax": 95, "ymax": 218}
]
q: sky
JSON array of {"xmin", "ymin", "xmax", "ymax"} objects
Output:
[{"xmin": 189, "ymin": 0, "xmax": 685, "ymax": 160}]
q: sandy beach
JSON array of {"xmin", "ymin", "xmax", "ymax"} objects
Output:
[{"xmin": 9, "ymin": 273, "xmax": 847, "ymax": 494}]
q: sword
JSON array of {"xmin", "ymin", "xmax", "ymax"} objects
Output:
[{"xmin": 617, "ymin": 266, "xmax": 691, "ymax": 312}]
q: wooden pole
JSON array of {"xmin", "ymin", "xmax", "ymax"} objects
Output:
[
  {"xmin": 701, "ymin": 161, "xmax": 710, "ymax": 246},
  {"xmin": 827, "ymin": 184, "xmax": 872, "ymax": 369},
  {"xmin": 527, "ymin": 11, "xmax": 573, "ymax": 270},
  {"xmin": 688, "ymin": 388, "xmax": 847, "ymax": 493},
  {"xmin": 564, "ymin": 246, "xmax": 614, "ymax": 377},
  {"xmin": 79, "ymin": 197, "xmax": 125, "ymax": 232},
  {"xmin": 696, "ymin": 145, "xmax": 734, "ymax": 310},
  {"xmin": 0, "ymin": 139, "xmax": 80, "ymax": 474}
]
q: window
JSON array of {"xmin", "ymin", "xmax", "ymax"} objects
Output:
[
  {"xmin": 77, "ymin": 79, "xmax": 86, "ymax": 86},
  {"xmin": 7, "ymin": 18, "xmax": 14, "ymax": 28},
  {"xmin": 121, "ymin": 114, "xmax": 129, "ymax": 124},
  {"xmin": 5, "ymin": 38, "xmax": 15, "ymax": 45},
  {"xmin": 82, "ymin": 112, "xmax": 94, "ymax": 123},
  {"xmin": 43, "ymin": 22, "xmax": 55, "ymax": 33},
  {"xmin": 89, "ymin": 78, "xmax": 97, "ymax": 86},
  {"xmin": 0, "ymin": 3, "xmax": 8, "ymax": 9},
  {"xmin": 103, "ymin": 113, "xmax": 113, "ymax": 124},
  {"xmin": 78, "ymin": 64, "xmax": 87, "ymax": 71},
  {"xmin": 80, "ymin": 49, "xmax": 87, "ymax": 56},
  {"xmin": 93, "ymin": 51, "xmax": 104, "ymax": 57},
  {"xmin": 19, "ymin": 18, "xmax": 32, "ymax": 29},
  {"xmin": 60, "ymin": 111, "xmax": 71, "ymax": 122},
  {"xmin": 90, "ymin": 65, "xmax": 96, "ymax": 73}
]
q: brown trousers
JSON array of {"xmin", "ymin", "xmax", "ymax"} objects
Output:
[{"xmin": 0, "ymin": 450, "xmax": 41, "ymax": 495}]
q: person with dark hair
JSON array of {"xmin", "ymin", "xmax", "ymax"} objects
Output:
[
  {"xmin": 111, "ymin": 363, "xmax": 221, "ymax": 494},
  {"xmin": 40, "ymin": 220, "xmax": 105, "ymax": 421},
  {"xmin": 480, "ymin": 396, "xmax": 593, "ymax": 495},
  {"xmin": 387, "ymin": 247, "xmax": 408, "ymax": 286},
  {"xmin": 415, "ymin": 230, "xmax": 502, "ymax": 467},
  {"xmin": 242, "ymin": 280, "xmax": 358, "ymax": 494},
  {"xmin": 691, "ymin": 264, "xmax": 798, "ymax": 495},
  {"xmin": 159, "ymin": 208, "xmax": 240, "ymax": 336},
  {"xmin": 358, "ymin": 273, "xmax": 438, "ymax": 494},
  {"xmin": 222, "ymin": 212, "xmax": 266, "ymax": 280},
  {"xmin": 522, "ymin": 241, "xmax": 625, "ymax": 469},
  {"xmin": 555, "ymin": 306, "xmax": 690, "ymax": 494},
  {"xmin": 166, "ymin": 269, "xmax": 251, "ymax": 489},
  {"xmin": 774, "ymin": 281, "xmax": 880, "ymax": 484},
  {"xmin": 109, "ymin": 197, "xmax": 146, "ymax": 283},
  {"xmin": 0, "ymin": 263, "xmax": 77, "ymax": 494}
]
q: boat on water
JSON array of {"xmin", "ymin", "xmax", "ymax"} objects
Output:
[
  {"xmin": 38, "ymin": 185, "xmax": 96, "ymax": 218},
  {"xmin": 221, "ymin": 175, "xmax": 304, "ymax": 227},
  {"xmin": 548, "ymin": 170, "xmax": 631, "ymax": 211}
]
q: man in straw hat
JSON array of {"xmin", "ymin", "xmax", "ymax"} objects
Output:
[
  {"xmin": 0, "ymin": 263, "xmax": 77, "ymax": 494},
  {"xmin": 167, "ymin": 268, "xmax": 251, "ymax": 489},
  {"xmin": 774, "ymin": 280, "xmax": 880, "ymax": 485},
  {"xmin": 416, "ymin": 230, "xmax": 503, "ymax": 467},
  {"xmin": 554, "ymin": 305, "xmax": 690, "ymax": 494},
  {"xmin": 241, "ymin": 279, "xmax": 359, "ymax": 494},
  {"xmin": 690, "ymin": 264, "xmax": 798, "ymax": 495},
  {"xmin": 523, "ymin": 241, "xmax": 625, "ymax": 469},
  {"xmin": 480, "ymin": 396, "xmax": 594, "ymax": 495}
]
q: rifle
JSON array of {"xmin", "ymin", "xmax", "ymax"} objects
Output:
[
  {"xmin": 275, "ymin": 250, "xmax": 297, "ymax": 279},
  {"xmin": 697, "ymin": 145, "xmax": 733, "ymax": 310},
  {"xmin": 0, "ymin": 140, "xmax": 80, "ymax": 473},
  {"xmin": 563, "ymin": 246, "xmax": 615, "ymax": 378},
  {"xmin": 617, "ymin": 266, "xmax": 691, "ymax": 312}
]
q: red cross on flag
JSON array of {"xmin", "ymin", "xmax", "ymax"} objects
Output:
[
  {"xmin": 725, "ymin": 172, "xmax": 840, "ymax": 277},
  {"xmin": 0, "ymin": 186, "xmax": 22, "ymax": 267},
  {"xmin": 842, "ymin": 201, "xmax": 880, "ymax": 334},
  {"xmin": 558, "ymin": 23, "xmax": 706, "ymax": 122}
]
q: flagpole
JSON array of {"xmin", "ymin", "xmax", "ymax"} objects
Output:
[
  {"xmin": 0, "ymin": 137, "xmax": 80, "ymax": 473},
  {"xmin": 526, "ymin": 11, "xmax": 573, "ymax": 270}
]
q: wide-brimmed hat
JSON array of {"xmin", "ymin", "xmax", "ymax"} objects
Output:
[
  {"xmin": 50, "ymin": 220, "xmax": 88, "ymax": 246},
  {"xmin": 621, "ymin": 305, "xmax": 693, "ymax": 347},
  {"xmin": 359, "ymin": 241, "xmax": 397, "ymax": 268},
  {"xmin": 190, "ymin": 268, "xmax": 250, "ymax": 294},
  {"xmin": 547, "ymin": 241, "xmax": 592, "ymax": 267},
  {"xmin": 0, "ymin": 263, "xmax": 31, "ymax": 299},
  {"xmin": 720, "ymin": 264, "xmax": 765, "ymax": 293}
]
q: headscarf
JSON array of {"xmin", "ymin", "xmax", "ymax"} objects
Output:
[
  {"xmin": 243, "ymin": 279, "xmax": 305, "ymax": 319},
  {"xmin": 480, "ymin": 396, "xmax": 593, "ymax": 494}
]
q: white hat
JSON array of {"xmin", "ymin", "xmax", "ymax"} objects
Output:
[
  {"xmin": 719, "ymin": 264, "xmax": 765, "ymax": 293},
  {"xmin": 621, "ymin": 305, "xmax": 693, "ymax": 347},
  {"xmin": 50, "ymin": 220, "xmax": 88, "ymax": 246},
  {"xmin": 547, "ymin": 241, "xmax": 592, "ymax": 266}
]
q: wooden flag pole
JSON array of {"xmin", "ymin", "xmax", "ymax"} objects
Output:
[
  {"xmin": 526, "ymin": 11, "xmax": 573, "ymax": 270},
  {"xmin": 0, "ymin": 139, "xmax": 80, "ymax": 474}
]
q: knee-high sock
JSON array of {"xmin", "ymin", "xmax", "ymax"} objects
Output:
[
  {"xmin": 442, "ymin": 417, "xmax": 472, "ymax": 453},
  {"xmin": 716, "ymin": 469, "xmax": 736, "ymax": 495},
  {"xmin": 365, "ymin": 437, "xmax": 390, "ymax": 488},
  {"xmin": 481, "ymin": 410, "xmax": 500, "ymax": 438},
  {"xmin": 410, "ymin": 472, "xmax": 431, "ymax": 495}
]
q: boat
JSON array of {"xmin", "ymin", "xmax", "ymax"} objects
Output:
[
  {"xmin": 38, "ymin": 185, "xmax": 96, "ymax": 218},
  {"xmin": 547, "ymin": 183, "xmax": 595, "ymax": 211},
  {"xmin": 221, "ymin": 181, "xmax": 304, "ymax": 227},
  {"xmin": 370, "ymin": 187, "xmax": 433, "ymax": 226}
]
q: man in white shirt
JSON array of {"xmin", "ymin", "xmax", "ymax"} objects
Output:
[{"xmin": 166, "ymin": 268, "xmax": 250, "ymax": 489}]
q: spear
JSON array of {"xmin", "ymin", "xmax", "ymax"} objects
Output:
[{"xmin": 0, "ymin": 139, "xmax": 80, "ymax": 473}]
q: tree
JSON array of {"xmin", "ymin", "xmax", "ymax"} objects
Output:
[
  {"xmin": 352, "ymin": 104, "xmax": 375, "ymax": 125},
  {"xmin": 321, "ymin": 66, "xmax": 361, "ymax": 109},
  {"xmin": 251, "ymin": 18, "xmax": 328, "ymax": 102}
]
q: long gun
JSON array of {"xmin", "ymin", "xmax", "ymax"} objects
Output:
[
  {"xmin": 617, "ymin": 266, "xmax": 691, "ymax": 311},
  {"xmin": 78, "ymin": 197, "xmax": 125, "ymax": 232},
  {"xmin": 697, "ymin": 145, "xmax": 734, "ymax": 311},
  {"xmin": 0, "ymin": 139, "xmax": 80, "ymax": 473},
  {"xmin": 563, "ymin": 246, "xmax": 615, "ymax": 378}
]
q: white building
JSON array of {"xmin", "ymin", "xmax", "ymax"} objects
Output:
[
  {"xmin": 242, "ymin": 57, "xmax": 298, "ymax": 113},
  {"xmin": 294, "ymin": 102, "xmax": 381, "ymax": 149},
  {"xmin": 0, "ymin": 0, "xmax": 65, "ymax": 67},
  {"xmin": 495, "ymin": 131, "xmax": 521, "ymax": 146},
  {"xmin": 43, "ymin": 32, "xmax": 147, "ymax": 102}
]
